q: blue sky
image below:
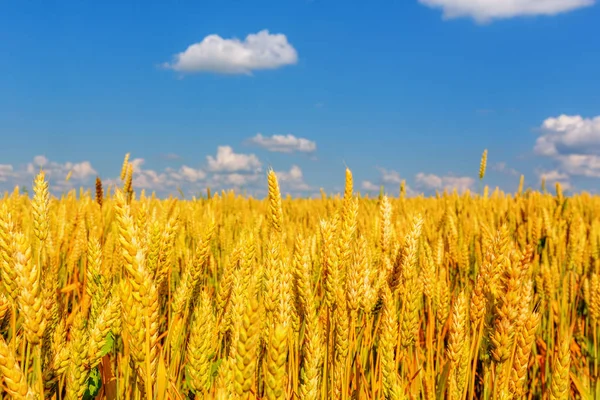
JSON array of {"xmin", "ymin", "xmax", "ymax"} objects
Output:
[{"xmin": 1, "ymin": 0, "xmax": 599, "ymax": 197}]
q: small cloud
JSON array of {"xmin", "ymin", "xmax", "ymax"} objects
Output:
[
  {"xmin": 539, "ymin": 169, "xmax": 569, "ymax": 182},
  {"xmin": 0, "ymin": 164, "xmax": 14, "ymax": 182},
  {"xmin": 33, "ymin": 155, "xmax": 48, "ymax": 167},
  {"xmin": 212, "ymin": 172, "xmax": 261, "ymax": 187},
  {"xmin": 361, "ymin": 180, "xmax": 379, "ymax": 191},
  {"xmin": 129, "ymin": 158, "xmax": 146, "ymax": 171},
  {"xmin": 169, "ymin": 165, "xmax": 207, "ymax": 182},
  {"xmin": 248, "ymin": 133, "xmax": 316, "ymax": 153},
  {"xmin": 492, "ymin": 162, "xmax": 520, "ymax": 176},
  {"xmin": 107, "ymin": 150, "xmax": 262, "ymax": 194},
  {"xmin": 362, "ymin": 168, "xmax": 418, "ymax": 196},
  {"xmin": 0, "ymin": 156, "xmax": 98, "ymax": 194},
  {"xmin": 161, "ymin": 153, "xmax": 182, "ymax": 161},
  {"xmin": 206, "ymin": 146, "xmax": 262, "ymax": 173},
  {"xmin": 26, "ymin": 156, "xmax": 96, "ymax": 181},
  {"xmin": 102, "ymin": 156, "xmax": 209, "ymax": 194},
  {"xmin": 67, "ymin": 161, "xmax": 96, "ymax": 180},
  {"xmin": 419, "ymin": 0, "xmax": 594, "ymax": 23},
  {"xmin": 163, "ymin": 30, "xmax": 298, "ymax": 75},
  {"xmin": 275, "ymin": 165, "xmax": 311, "ymax": 191},
  {"xmin": 537, "ymin": 169, "xmax": 572, "ymax": 190},
  {"xmin": 378, "ymin": 167, "xmax": 403, "ymax": 184},
  {"xmin": 179, "ymin": 166, "xmax": 206, "ymax": 182},
  {"xmin": 132, "ymin": 169, "xmax": 168, "ymax": 190},
  {"xmin": 415, "ymin": 172, "xmax": 474, "ymax": 193},
  {"xmin": 476, "ymin": 109, "xmax": 494, "ymax": 115},
  {"xmin": 315, "ymin": 102, "xmax": 325, "ymax": 108}
]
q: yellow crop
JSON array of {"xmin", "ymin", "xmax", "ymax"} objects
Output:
[{"xmin": 0, "ymin": 156, "xmax": 597, "ymax": 399}]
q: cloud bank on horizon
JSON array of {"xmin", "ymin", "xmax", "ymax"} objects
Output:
[{"xmin": 4, "ymin": 114, "xmax": 597, "ymax": 197}]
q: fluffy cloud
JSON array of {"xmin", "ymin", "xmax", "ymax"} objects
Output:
[
  {"xmin": 419, "ymin": 0, "xmax": 594, "ymax": 22},
  {"xmin": 117, "ymin": 149, "xmax": 264, "ymax": 194},
  {"xmin": 535, "ymin": 115, "xmax": 600, "ymax": 178},
  {"xmin": 275, "ymin": 165, "xmax": 310, "ymax": 191},
  {"xmin": 160, "ymin": 153, "xmax": 182, "ymax": 161},
  {"xmin": 415, "ymin": 172, "xmax": 475, "ymax": 193},
  {"xmin": 33, "ymin": 155, "xmax": 48, "ymax": 167},
  {"xmin": 121, "ymin": 158, "xmax": 208, "ymax": 191},
  {"xmin": 0, "ymin": 156, "xmax": 98, "ymax": 194},
  {"xmin": 205, "ymin": 165, "xmax": 311, "ymax": 194},
  {"xmin": 27, "ymin": 155, "xmax": 96, "ymax": 181},
  {"xmin": 361, "ymin": 180, "xmax": 380, "ymax": 191},
  {"xmin": 164, "ymin": 30, "xmax": 298, "ymax": 74},
  {"xmin": 211, "ymin": 172, "xmax": 261, "ymax": 188},
  {"xmin": 249, "ymin": 134, "xmax": 316, "ymax": 153},
  {"xmin": 102, "ymin": 149, "xmax": 260, "ymax": 195},
  {"xmin": 492, "ymin": 162, "xmax": 520, "ymax": 176},
  {"xmin": 378, "ymin": 167, "xmax": 404, "ymax": 184},
  {"xmin": 537, "ymin": 169, "xmax": 572, "ymax": 190},
  {"xmin": 176, "ymin": 165, "xmax": 207, "ymax": 182},
  {"xmin": 361, "ymin": 168, "xmax": 419, "ymax": 196},
  {"xmin": 207, "ymin": 146, "xmax": 262, "ymax": 173},
  {"xmin": 0, "ymin": 165, "xmax": 14, "ymax": 182},
  {"xmin": 536, "ymin": 115, "xmax": 600, "ymax": 156},
  {"xmin": 1, "ymin": 149, "xmax": 313, "ymax": 197}
]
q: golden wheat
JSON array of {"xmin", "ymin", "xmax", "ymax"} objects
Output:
[{"xmin": 0, "ymin": 152, "xmax": 596, "ymax": 399}]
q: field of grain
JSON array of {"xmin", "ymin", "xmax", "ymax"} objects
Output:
[{"xmin": 0, "ymin": 152, "xmax": 597, "ymax": 399}]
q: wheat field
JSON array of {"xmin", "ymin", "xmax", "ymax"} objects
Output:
[{"xmin": 0, "ymin": 152, "xmax": 597, "ymax": 400}]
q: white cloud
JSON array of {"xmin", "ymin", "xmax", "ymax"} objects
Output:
[
  {"xmin": 164, "ymin": 30, "xmax": 298, "ymax": 74},
  {"xmin": 556, "ymin": 154, "xmax": 600, "ymax": 177},
  {"xmin": 225, "ymin": 173, "xmax": 251, "ymax": 186},
  {"xmin": 105, "ymin": 149, "xmax": 260, "ymax": 194},
  {"xmin": 161, "ymin": 153, "xmax": 181, "ymax": 160},
  {"xmin": 100, "ymin": 158, "xmax": 208, "ymax": 194},
  {"xmin": 0, "ymin": 156, "xmax": 98, "ymax": 194},
  {"xmin": 539, "ymin": 169, "xmax": 569, "ymax": 181},
  {"xmin": 67, "ymin": 161, "xmax": 96, "ymax": 180},
  {"xmin": 361, "ymin": 180, "xmax": 380, "ymax": 191},
  {"xmin": 378, "ymin": 167, "xmax": 403, "ymax": 184},
  {"xmin": 0, "ymin": 165, "xmax": 14, "ymax": 182},
  {"xmin": 535, "ymin": 114, "xmax": 600, "ymax": 178},
  {"xmin": 419, "ymin": 0, "xmax": 594, "ymax": 23},
  {"xmin": 26, "ymin": 156, "xmax": 96, "ymax": 181},
  {"xmin": 415, "ymin": 172, "xmax": 475, "ymax": 193},
  {"xmin": 492, "ymin": 162, "xmax": 520, "ymax": 176},
  {"xmin": 219, "ymin": 173, "xmax": 261, "ymax": 187},
  {"xmin": 207, "ymin": 146, "xmax": 262, "ymax": 173},
  {"xmin": 125, "ymin": 159, "xmax": 207, "ymax": 189},
  {"xmin": 118, "ymin": 158, "xmax": 167, "ymax": 190},
  {"xmin": 275, "ymin": 165, "xmax": 310, "ymax": 191},
  {"xmin": 129, "ymin": 158, "xmax": 146, "ymax": 171},
  {"xmin": 536, "ymin": 115, "xmax": 600, "ymax": 156},
  {"xmin": 249, "ymin": 133, "xmax": 316, "ymax": 153},
  {"xmin": 133, "ymin": 169, "xmax": 168, "ymax": 190},
  {"xmin": 176, "ymin": 166, "xmax": 207, "ymax": 182},
  {"xmin": 416, "ymin": 173, "xmax": 443, "ymax": 189},
  {"xmin": 362, "ymin": 168, "xmax": 419, "ymax": 196},
  {"xmin": 33, "ymin": 155, "xmax": 48, "ymax": 167},
  {"xmin": 537, "ymin": 169, "xmax": 572, "ymax": 190},
  {"xmin": 1, "ymin": 152, "xmax": 262, "ymax": 196}
]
